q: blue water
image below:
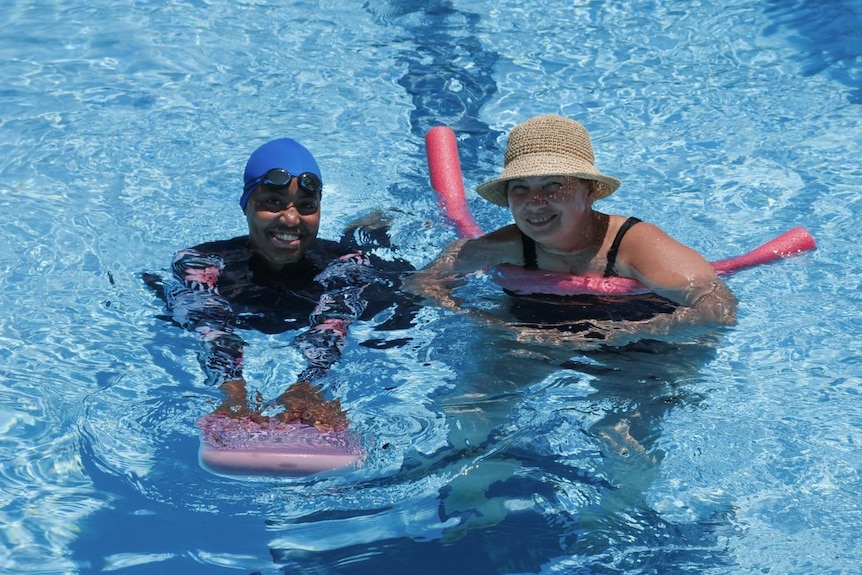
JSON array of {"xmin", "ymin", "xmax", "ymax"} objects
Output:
[{"xmin": 2, "ymin": 0, "xmax": 861, "ymax": 573}]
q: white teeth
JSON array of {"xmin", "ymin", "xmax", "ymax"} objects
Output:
[
  {"xmin": 528, "ymin": 215, "xmax": 553, "ymax": 224},
  {"xmin": 273, "ymin": 232, "xmax": 300, "ymax": 241}
]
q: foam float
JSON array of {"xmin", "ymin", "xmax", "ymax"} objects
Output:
[
  {"xmin": 197, "ymin": 413, "xmax": 364, "ymax": 478},
  {"xmin": 426, "ymin": 125, "xmax": 816, "ymax": 296}
]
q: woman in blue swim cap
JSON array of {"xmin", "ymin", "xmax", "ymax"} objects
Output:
[
  {"xmin": 240, "ymin": 138, "xmax": 325, "ymax": 269},
  {"xmin": 148, "ymin": 137, "xmax": 417, "ymax": 429}
]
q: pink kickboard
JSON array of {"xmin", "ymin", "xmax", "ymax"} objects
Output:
[{"xmin": 197, "ymin": 414, "xmax": 364, "ymax": 477}]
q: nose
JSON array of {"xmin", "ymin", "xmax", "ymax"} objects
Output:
[
  {"xmin": 526, "ymin": 188, "xmax": 547, "ymax": 205},
  {"xmin": 277, "ymin": 204, "xmax": 302, "ymax": 223},
  {"xmin": 277, "ymin": 179, "xmax": 303, "ymax": 222}
]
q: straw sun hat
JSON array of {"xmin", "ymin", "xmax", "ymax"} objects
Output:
[{"xmin": 476, "ymin": 114, "xmax": 621, "ymax": 207}]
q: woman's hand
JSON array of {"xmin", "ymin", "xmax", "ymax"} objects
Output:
[{"xmin": 274, "ymin": 380, "xmax": 348, "ymax": 431}]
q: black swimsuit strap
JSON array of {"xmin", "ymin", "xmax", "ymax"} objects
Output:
[
  {"xmin": 520, "ymin": 216, "xmax": 641, "ymax": 276},
  {"xmin": 521, "ymin": 232, "xmax": 539, "ymax": 269},
  {"xmin": 603, "ymin": 217, "xmax": 642, "ymax": 277}
]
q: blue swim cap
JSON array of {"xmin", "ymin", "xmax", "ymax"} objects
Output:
[{"xmin": 240, "ymin": 138, "xmax": 322, "ymax": 210}]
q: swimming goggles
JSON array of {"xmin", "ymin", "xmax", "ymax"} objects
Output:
[{"xmin": 244, "ymin": 168, "xmax": 323, "ymax": 195}]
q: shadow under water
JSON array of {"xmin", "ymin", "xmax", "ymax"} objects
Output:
[{"xmin": 264, "ymin": 334, "xmax": 735, "ymax": 575}]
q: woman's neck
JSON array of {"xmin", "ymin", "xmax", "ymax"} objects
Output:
[
  {"xmin": 540, "ymin": 211, "xmax": 607, "ymax": 252},
  {"xmin": 535, "ymin": 211, "xmax": 609, "ymax": 273}
]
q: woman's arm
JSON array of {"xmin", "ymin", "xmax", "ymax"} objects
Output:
[
  {"xmin": 405, "ymin": 226, "xmax": 523, "ymax": 310},
  {"xmin": 290, "ymin": 253, "xmax": 375, "ymax": 382},
  {"xmin": 165, "ymin": 249, "xmax": 246, "ymax": 386},
  {"xmin": 614, "ymin": 222, "xmax": 738, "ymax": 325},
  {"xmin": 274, "ymin": 252, "xmax": 378, "ymax": 429}
]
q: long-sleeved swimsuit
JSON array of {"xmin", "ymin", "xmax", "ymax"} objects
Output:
[{"xmin": 159, "ymin": 235, "xmax": 415, "ymax": 386}]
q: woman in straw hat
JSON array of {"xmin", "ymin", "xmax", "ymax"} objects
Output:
[{"xmin": 411, "ymin": 114, "xmax": 737, "ymax": 340}]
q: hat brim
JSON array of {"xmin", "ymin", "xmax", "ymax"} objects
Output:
[{"xmin": 476, "ymin": 153, "xmax": 621, "ymax": 207}]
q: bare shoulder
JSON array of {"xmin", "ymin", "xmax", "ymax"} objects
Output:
[
  {"xmin": 623, "ymin": 219, "xmax": 676, "ymax": 248},
  {"xmin": 456, "ymin": 225, "xmax": 523, "ymax": 272},
  {"xmin": 617, "ymin": 219, "xmax": 695, "ymax": 256},
  {"xmin": 616, "ymin": 219, "xmax": 716, "ymax": 282},
  {"xmin": 619, "ymin": 219, "xmax": 737, "ymax": 319}
]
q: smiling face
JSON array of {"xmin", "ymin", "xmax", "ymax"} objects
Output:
[
  {"xmin": 244, "ymin": 179, "xmax": 321, "ymax": 268},
  {"xmin": 506, "ymin": 176, "xmax": 595, "ymax": 250}
]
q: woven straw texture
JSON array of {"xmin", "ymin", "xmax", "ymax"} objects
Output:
[{"xmin": 476, "ymin": 114, "xmax": 621, "ymax": 206}]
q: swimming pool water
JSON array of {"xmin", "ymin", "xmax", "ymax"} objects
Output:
[{"xmin": 1, "ymin": 0, "xmax": 861, "ymax": 573}]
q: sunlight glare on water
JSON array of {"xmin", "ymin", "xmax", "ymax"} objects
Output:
[{"xmin": 0, "ymin": 0, "xmax": 860, "ymax": 573}]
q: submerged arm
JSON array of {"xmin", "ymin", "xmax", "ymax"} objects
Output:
[
  {"xmin": 405, "ymin": 226, "xmax": 522, "ymax": 310},
  {"xmin": 616, "ymin": 222, "xmax": 738, "ymax": 327},
  {"xmin": 274, "ymin": 253, "xmax": 378, "ymax": 430},
  {"xmin": 403, "ymin": 239, "xmax": 472, "ymax": 311},
  {"xmin": 291, "ymin": 253, "xmax": 374, "ymax": 382},
  {"xmin": 165, "ymin": 249, "xmax": 246, "ymax": 387}
]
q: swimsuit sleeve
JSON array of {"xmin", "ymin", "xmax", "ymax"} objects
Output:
[
  {"xmin": 164, "ymin": 248, "xmax": 245, "ymax": 386},
  {"xmin": 292, "ymin": 253, "xmax": 374, "ymax": 382}
]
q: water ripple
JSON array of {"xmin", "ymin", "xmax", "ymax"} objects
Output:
[{"xmin": 1, "ymin": 0, "xmax": 861, "ymax": 573}]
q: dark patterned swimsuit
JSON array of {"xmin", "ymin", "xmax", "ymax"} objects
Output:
[{"xmin": 150, "ymin": 234, "xmax": 417, "ymax": 386}]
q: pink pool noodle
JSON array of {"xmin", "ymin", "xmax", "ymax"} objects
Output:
[
  {"xmin": 426, "ymin": 126, "xmax": 483, "ymax": 239},
  {"xmin": 492, "ymin": 227, "xmax": 817, "ymax": 296},
  {"xmin": 709, "ymin": 227, "xmax": 816, "ymax": 275},
  {"xmin": 425, "ymin": 126, "xmax": 817, "ymax": 296}
]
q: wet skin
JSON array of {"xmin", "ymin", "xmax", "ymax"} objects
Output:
[{"xmin": 244, "ymin": 179, "xmax": 322, "ymax": 269}]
